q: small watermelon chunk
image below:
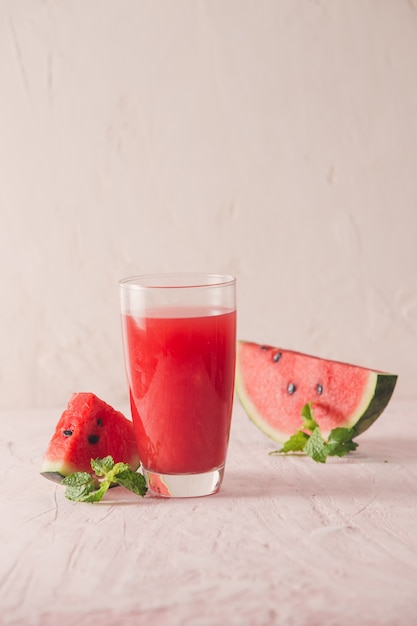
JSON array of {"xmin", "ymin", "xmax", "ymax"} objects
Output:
[
  {"xmin": 40, "ymin": 393, "xmax": 140, "ymax": 482},
  {"xmin": 236, "ymin": 341, "xmax": 397, "ymax": 443}
]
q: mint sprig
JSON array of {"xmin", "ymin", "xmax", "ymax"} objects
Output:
[
  {"xmin": 62, "ymin": 455, "xmax": 147, "ymax": 502},
  {"xmin": 271, "ymin": 402, "xmax": 358, "ymax": 463}
]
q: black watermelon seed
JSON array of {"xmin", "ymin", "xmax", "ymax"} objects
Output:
[
  {"xmin": 287, "ymin": 383, "xmax": 297, "ymax": 395},
  {"xmin": 316, "ymin": 384, "xmax": 323, "ymax": 395},
  {"xmin": 88, "ymin": 434, "xmax": 100, "ymax": 444},
  {"xmin": 260, "ymin": 345, "xmax": 270, "ymax": 350},
  {"xmin": 63, "ymin": 429, "xmax": 73, "ymax": 437},
  {"xmin": 273, "ymin": 352, "xmax": 282, "ymax": 363},
  {"xmin": 97, "ymin": 418, "xmax": 103, "ymax": 427}
]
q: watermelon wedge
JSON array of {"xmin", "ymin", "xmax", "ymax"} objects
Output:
[
  {"xmin": 40, "ymin": 393, "xmax": 140, "ymax": 482},
  {"xmin": 236, "ymin": 341, "xmax": 397, "ymax": 442}
]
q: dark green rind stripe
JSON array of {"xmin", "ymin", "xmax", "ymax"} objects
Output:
[
  {"xmin": 354, "ymin": 374, "xmax": 398, "ymax": 436},
  {"xmin": 40, "ymin": 471, "xmax": 64, "ymax": 484}
]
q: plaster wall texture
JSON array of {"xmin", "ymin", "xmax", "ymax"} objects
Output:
[{"xmin": 0, "ymin": 0, "xmax": 416, "ymax": 409}]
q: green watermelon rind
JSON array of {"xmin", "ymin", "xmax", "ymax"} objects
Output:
[
  {"xmin": 235, "ymin": 342, "xmax": 398, "ymax": 443},
  {"xmin": 40, "ymin": 451, "xmax": 141, "ymax": 483},
  {"xmin": 39, "ymin": 469, "xmax": 123, "ymax": 488},
  {"xmin": 351, "ymin": 373, "xmax": 398, "ymax": 436}
]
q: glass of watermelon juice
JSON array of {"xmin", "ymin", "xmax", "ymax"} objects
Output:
[{"xmin": 119, "ymin": 273, "xmax": 237, "ymax": 497}]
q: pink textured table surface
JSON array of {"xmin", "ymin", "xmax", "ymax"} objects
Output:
[{"xmin": 1, "ymin": 397, "xmax": 416, "ymax": 626}]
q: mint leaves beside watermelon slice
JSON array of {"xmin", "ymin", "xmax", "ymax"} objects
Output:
[
  {"xmin": 63, "ymin": 456, "xmax": 147, "ymax": 502},
  {"xmin": 272, "ymin": 403, "xmax": 359, "ymax": 463}
]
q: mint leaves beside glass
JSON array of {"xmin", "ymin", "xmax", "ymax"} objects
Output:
[
  {"xmin": 271, "ymin": 402, "xmax": 359, "ymax": 463},
  {"xmin": 62, "ymin": 455, "xmax": 147, "ymax": 502}
]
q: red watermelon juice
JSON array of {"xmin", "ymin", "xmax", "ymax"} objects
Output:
[{"xmin": 122, "ymin": 306, "xmax": 236, "ymax": 477}]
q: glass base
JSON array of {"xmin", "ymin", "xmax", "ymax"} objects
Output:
[{"xmin": 143, "ymin": 466, "xmax": 225, "ymax": 498}]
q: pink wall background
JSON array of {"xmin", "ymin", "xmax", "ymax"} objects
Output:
[{"xmin": 1, "ymin": 0, "xmax": 416, "ymax": 408}]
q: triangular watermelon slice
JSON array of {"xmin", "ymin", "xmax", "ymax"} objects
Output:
[
  {"xmin": 236, "ymin": 341, "xmax": 397, "ymax": 442},
  {"xmin": 40, "ymin": 393, "xmax": 140, "ymax": 482}
]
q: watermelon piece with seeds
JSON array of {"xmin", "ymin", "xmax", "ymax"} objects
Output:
[
  {"xmin": 236, "ymin": 341, "xmax": 397, "ymax": 443},
  {"xmin": 40, "ymin": 393, "xmax": 140, "ymax": 482}
]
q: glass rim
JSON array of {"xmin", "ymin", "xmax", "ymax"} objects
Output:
[{"xmin": 119, "ymin": 273, "xmax": 236, "ymax": 290}]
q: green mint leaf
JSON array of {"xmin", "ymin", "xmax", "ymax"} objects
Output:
[
  {"xmin": 327, "ymin": 440, "xmax": 359, "ymax": 457},
  {"xmin": 327, "ymin": 427, "xmax": 356, "ymax": 445},
  {"xmin": 301, "ymin": 402, "xmax": 319, "ymax": 432},
  {"xmin": 91, "ymin": 456, "xmax": 115, "ymax": 476},
  {"xmin": 304, "ymin": 427, "xmax": 328, "ymax": 463},
  {"xmin": 62, "ymin": 472, "xmax": 98, "ymax": 501},
  {"xmin": 115, "ymin": 469, "xmax": 148, "ymax": 496},
  {"xmin": 112, "ymin": 461, "xmax": 131, "ymax": 475},
  {"xmin": 73, "ymin": 482, "xmax": 110, "ymax": 502},
  {"xmin": 327, "ymin": 427, "xmax": 358, "ymax": 457},
  {"xmin": 62, "ymin": 471, "xmax": 94, "ymax": 488},
  {"xmin": 280, "ymin": 430, "xmax": 310, "ymax": 453}
]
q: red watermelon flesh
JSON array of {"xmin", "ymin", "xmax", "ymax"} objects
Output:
[
  {"xmin": 236, "ymin": 341, "xmax": 397, "ymax": 443},
  {"xmin": 40, "ymin": 393, "xmax": 140, "ymax": 482}
]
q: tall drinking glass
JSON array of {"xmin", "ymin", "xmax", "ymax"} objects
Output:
[{"xmin": 119, "ymin": 273, "xmax": 237, "ymax": 497}]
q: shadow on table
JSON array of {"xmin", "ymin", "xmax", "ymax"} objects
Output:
[
  {"xmin": 340, "ymin": 435, "xmax": 417, "ymax": 463},
  {"xmin": 219, "ymin": 435, "xmax": 417, "ymax": 499},
  {"xmin": 219, "ymin": 468, "xmax": 293, "ymax": 498},
  {"xmin": 83, "ymin": 434, "xmax": 416, "ymax": 504}
]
